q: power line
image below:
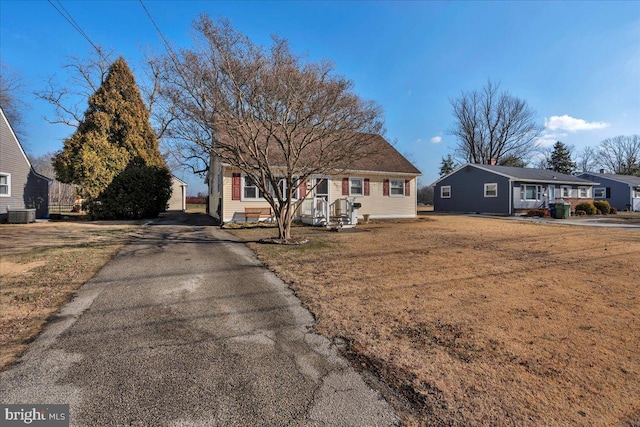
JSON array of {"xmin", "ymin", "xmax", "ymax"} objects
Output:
[
  {"xmin": 47, "ymin": 0, "xmax": 104, "ymax": 59},
  {"xmin": 138, "ymin": 0, "xmax": 177, "ymax": 60}
]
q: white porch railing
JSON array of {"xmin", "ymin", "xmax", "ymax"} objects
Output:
[{"xmin": 300, "ymin": 197, "xmax": 358, "ymax": 227}]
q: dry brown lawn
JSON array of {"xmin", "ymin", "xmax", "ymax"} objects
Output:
[
  {"xmin": 0, "ymin": 221, "xmax": 135, "ymax": 370},
  {"xmin": 229, "ymin": 216, "xmax": 640, "ymax": 426}
]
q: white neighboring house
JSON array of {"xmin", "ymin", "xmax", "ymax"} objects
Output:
[
  {"xmin": 167, "ymin": 176, "xmax": 187, "ymax": 211},
  {"xmin": 207, "ymin": 133, "xmax": 421, "ymax": 225},
  {"xmin": 0, "ymin": 107, "xmax": 51, "ymax": 221}
]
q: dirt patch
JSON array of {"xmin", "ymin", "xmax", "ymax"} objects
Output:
[
  {"xmin": 228, "ymin": 216, "xmax": 640, "ymax": 426},
  {"xmin": 0, "ymin": 221, "xmax": 136, "ymax": 370}
]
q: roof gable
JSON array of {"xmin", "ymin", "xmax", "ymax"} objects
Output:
[
  {"xmin": 0, "ymin": 107, "xmax": 52, "ymax": 182},
  {"xmin": 0, "ymin": 107, "xmax": 32, "ymax": 169}
]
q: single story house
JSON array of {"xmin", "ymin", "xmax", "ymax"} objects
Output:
[
  {"xmin": 433, "ymin": 163, "xmax": 596, "ymax": 215},
  {"xmin": 207, "ymin": 133, "xmax": 421, "ymax": 225},
  {"xmin": 578, "ymin": 171, "xmax": 640, "ymax": 212},
  {"xmin": 167, "ymin": 176, "xmax": 187, "ymax": 211},
  {"xmin": 0, "ymin": 107, "xmax": 51, "ymax": 222}
]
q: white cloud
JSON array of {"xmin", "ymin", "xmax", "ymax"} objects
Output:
[
  {"xmin": 544, "ymin": 115, "xmax": 609, "ymax": 132},
  {"xmin": 535, "ymin": 132, "xmax": 568, "ymax": 147},
  {"xmin": 430, "ymin": 135, "xmax": 442, "ymax": 144}
]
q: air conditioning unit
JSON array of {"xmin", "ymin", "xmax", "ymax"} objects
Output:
[{"xmin": 8, "ymin": 209, "xmax": 36, "ymax": 224}]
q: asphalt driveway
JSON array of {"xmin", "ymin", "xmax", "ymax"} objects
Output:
[{"xmin": 1, "ymin": 212, "xmax": 397, "ymax": 426}]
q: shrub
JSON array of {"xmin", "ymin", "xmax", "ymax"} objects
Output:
[
  {"xmin": 526, "ymin": 209, "xmax": 550, "ymax": 217},
  {"xmin": 87, "ymin": 160, "xmax": 173, "ymax": 220},
  {"xmin": 574, "ymin": 202, "xmax": 597, "ymax": 215},
  {"xmin": 611, "ymin": 207, "xmax": 618, "ymax": 214},
  {"xmin": 575, "ymin": 210, "xmax": 586, "ymax": 216},
  {"xmin": 593, "ymin": 200, "xmax": 611, "ymax": 214}
]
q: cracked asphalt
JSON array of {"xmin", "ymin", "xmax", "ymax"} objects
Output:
[{"xmin": 0, "ymin": 212, "xmax": 398, "ymax": 426}]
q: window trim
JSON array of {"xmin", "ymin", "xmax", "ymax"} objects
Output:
[
  {"xmin": 241, "ymin": 174, "xmax": 264, "ymax": 201},
  {"xmin": 521, "ymin": 184, "xmax": 542, "ymax": 201},
  {"xmin": 561, "ymin": 186, "xmax": 570, "ymax": 198},
  {"xmin": 389, "ymin": 179, "xmax": 405, "ymax": 197},
  {"xmin": 484, "ymin": 183, "xmax": 498, "ymax": 198},
  {"xmin": 0, "ymin": 173, "xmax": 10, "ymax": 197},
  {"xmin": 594, "ymin": 187, "xmax": 606, "ymax": 199},
  {"xmin": 441, "ymin": 185, "xmax": 451, "ymax": 199},
  {"xmin": 578, "ymin": 186, "xmax": 589, "ymax": 198},
  {"xmin": 349, "ymin": 177, "xmax": 364, "ymax": 196}
]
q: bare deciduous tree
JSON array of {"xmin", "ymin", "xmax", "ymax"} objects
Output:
[
  {"xmin": 576, "ymin": 145, "xmax": 599, "ymax": 173},
  {"xmin": 36, "ymin": 47, "xmax": 116, "ymax": 128},
  {"xmin": 156, "ymin": 15, "xmax": 384, "ymax": 241},
  {"xmin": 449, "ymin": 80, "xmax": 543, "ymax": 165},
  {"xmin": 30, "ymin": 152, "xmax": 76, "ymax": 206},
  {"xmin": 599, "ymin": 135, "xmax": 640, "ymax": 176},
  {"xmin": 0, "ymin": 62, "xmax": 28, "ymax": 139}
]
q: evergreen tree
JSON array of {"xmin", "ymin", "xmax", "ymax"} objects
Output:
[
  {"xmin": 53, "ymin": 57, "xmax": 171, "ymax": 218},
  {"xmin": 439, "ymin": 154, "xmax": 455, "ymax": 177},
  {"xmin": 549, "ymin": 141, "xmax": 576, "ymax": 175}
]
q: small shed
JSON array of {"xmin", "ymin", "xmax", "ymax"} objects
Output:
[{"xmin": 167, "ymin": 176, "xmax": 187, "ymax": 211}]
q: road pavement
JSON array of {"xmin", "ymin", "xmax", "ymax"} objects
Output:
[{"xmin": 1, "ymin": 212, "xmax": 398, "ymax": 426}]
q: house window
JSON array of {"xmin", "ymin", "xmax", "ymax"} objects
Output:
[
  {"xmin": 579, "ymin": 186, "xmax": 589, "ymax": 198},
  {"xmin": 349, "ymin": 178, "xmax": 363, "ymax": 196},
  {"xmin": 441, "ymin": 185, "xmax": 451, "ymax": 198},
  {"xmin": 243, "ymin": 175, "xmax": 263, "ymax": 200},
  {"xmin": 484, "ymin": 183, "xmax": 498, "ymax": 197},
  {"xmin": 594, "ymin": 187, "xmax": 606, "ymax": 198},
  {"xmin": 390, "ymin": 179, "xmax": 405, "ymax": 196},
  {"xmin": 521, "ymin": 185, "xmax": 541, "ymax": 201},
  {"xmin": 561, "ymin": 186, "xmax": 570, "ymax": 198},
  {"xmin": 0, "ymin": 173, "xmax": 10, "ymax": 197},
  {"xmin": 271, "ymin": 177, "xmax": 297, "ymax": 200}
]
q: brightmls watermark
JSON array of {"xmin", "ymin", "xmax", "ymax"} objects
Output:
[{"xmin": 1, "ymin": 405, "xmax": 69, "ymax": 426}]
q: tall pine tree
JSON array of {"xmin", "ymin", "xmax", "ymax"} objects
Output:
[
  {"xmin": 550, "ymin": 141, "xmax": 576, "ymax": 175},
  {"xmin": 54, "ymin": 57, "xmax": 171, "ymax": 218}
]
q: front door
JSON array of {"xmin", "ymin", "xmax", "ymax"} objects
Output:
[
  {"xmin": 313, "ymin": 177, "xmax": 330, "ymax": 221},
  {"xmin": 314, "ymin": 177, "xmax": 329, "ymax": 201}
]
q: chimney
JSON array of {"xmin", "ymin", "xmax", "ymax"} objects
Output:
[
  {"xmin": 490, "ymin": 158, "xmax": 496, "ymax": 166},
  {"xmin": 599, "ymin": 169, "xmax": 605, "ymax": 174}
]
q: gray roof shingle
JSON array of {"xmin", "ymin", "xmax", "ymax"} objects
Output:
[{"xmin": 471, "ymin": 164, "xmax": 595, "ymax": 184}]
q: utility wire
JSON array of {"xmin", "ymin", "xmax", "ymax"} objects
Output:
[
  {"xmin": 47, "ymin": 0, "xmax": 105, "ymax": 59},
  {"xmin": 138, "ymin": 0, "xmax": 178, "ymax": 61}
]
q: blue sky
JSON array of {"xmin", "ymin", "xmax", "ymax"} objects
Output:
[{"xmin": 1, "ymin": 1, "xmax": 639, "ymax": 194}]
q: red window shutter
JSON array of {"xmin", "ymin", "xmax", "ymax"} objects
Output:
[
  {"xmin": 342, "ymin": 178, "xmax": 349, "ymax": 196},
  {"xmin": 298, "ymin": 179, "xmax": 307, "ymax": 199},
  {"xmin": 405, "ymin": 180, "xmax": 410, "ymax": 196},
  {"xmin": 364, "ymin": 179, "xmax": 370, "ymax": 196},
  {"xmin": 383, "ymin": 179, "xmax": 389, "ymax": 196},
  {"xmin": 232, "ymin": 173, "xmax": 241, "ymax": 200}
]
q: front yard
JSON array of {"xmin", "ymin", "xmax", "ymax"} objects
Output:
[
  {"xmin": 0, "ymin": 221, "xmax": 135, "ymax": 370},
  {"xmin": 228, "ymin": 216, "xmax": 640, "ymax": 426}
]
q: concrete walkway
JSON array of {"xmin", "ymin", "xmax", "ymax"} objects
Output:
[
  {"xmin": 1, "ymin": 212, "xmax": 398, "ymax": 426},
  {"xmin": 467, "ymin": 214, "xmax": 640, "ymax": 229}
]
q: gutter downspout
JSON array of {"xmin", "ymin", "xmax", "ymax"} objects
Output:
[{"xmin": 508, "ymin": 179, "xmax": 513, "ymax": 215}]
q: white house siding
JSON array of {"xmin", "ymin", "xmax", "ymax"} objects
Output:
[
  {"xmin": 215, "ymin": 167, "xmax": 417, "ymax": 223},
  {"xmin": 333, "ymin": 175, "xmax": 417, "ymax": 219},
  {"xmin": 167, "ymin": 177, "xmax": 187, "ymax": 211}
]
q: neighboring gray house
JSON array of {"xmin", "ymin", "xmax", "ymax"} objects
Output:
[
  {"xmin": 578, "ymin": 172, "xmax": 640, "ymax": 212},
  {"xmin": 0, "ymin": 107, "xmax": 51, "ymax": 221},
  {"xmin": 434, "ymin": 164, "xmax": 596, "ymax": 215},
  {"xmin": 168, "ymin": 175, "xmax": 187, "ymax": 211}
]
